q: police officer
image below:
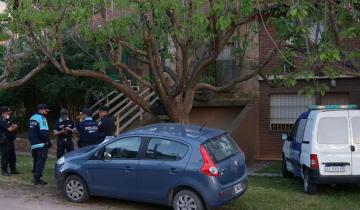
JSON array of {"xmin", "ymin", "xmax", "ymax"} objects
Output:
[
  {"xmin": 97, "ymin": 106, "xmax": 115, "ymax": 143},
  {"xmin": 76, "ymin": 108, "xmax": 98, "ymax": 148},
  {"xmin": 29, "ymin": 104, "xmax": 51, "ymax": 185},
  {"xmin": 0, "ymin": 106, "xmax": 18, "ymax": 176},
  {"xmin": 54, "ymin": 108, "xmax": 75, "ymax": 159}
]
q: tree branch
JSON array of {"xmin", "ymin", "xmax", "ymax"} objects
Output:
[
  {"xmin": 0, "ymin": 58, "xmax": 49, "ymax": 89},
  {"xmin": 114, "ymin": 62, "xmax": 154, "ymax": 89},
  {"xmin": 195, "ymin": 46, "xmax": 277, "ymax": 92}
]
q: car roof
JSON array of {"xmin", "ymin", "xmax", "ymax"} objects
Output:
[{"xmin": 122, "ymin": 123, "xmax": 226, "ymax": 142}]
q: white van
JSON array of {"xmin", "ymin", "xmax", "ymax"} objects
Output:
[{"xmin": 281, "ymin": 105, "xmax": 360, "ymax": 194}]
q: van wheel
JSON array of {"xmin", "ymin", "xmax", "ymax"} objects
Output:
[
  {"xmin": 303, "ymin": 169, "xmax": 317, "ymax": 194},
  {"xmin": 63, "ymin": 175, "xmax": 90, "ymax": 203},
  {"xmin": 172, "ymin": 190, "xmax": 204, "ymax": 210},
  {"xmin": 282, "ymin": 156, "xmax": 293, "ymax": 178}
]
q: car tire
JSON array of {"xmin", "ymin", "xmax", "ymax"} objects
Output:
[
  {"xmin": 282, "ymin": 156, "xmax": 293, "ymax": 178},
  {"xmin": 63, "ymin": 175, "xmax": 90, "ymax": 203},
  {"xmin": 172, "ymin": 189, "xmax": 204, "ymax": 210},
  {"xmin": 303, "ymin": 169, "xmax": 317, "ymax": 194}
]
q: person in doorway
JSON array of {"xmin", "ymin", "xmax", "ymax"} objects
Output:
[
  {"xmin": 76, "ymin": 108, "xmax": 98, "ymax": 148},
  {"xmin": 54, "ymin": 108, "xmax": 75, "ymax": 159},
  {"xmin": 29, "ymin": 104, "xmax": 51, "ymax": 185},
  {"xmin": 0, "ymin": 106, "xmax": 19, "ymax": 176},
  {"xmin": 97, "ymin": 106, "xmax": 115, "ymax": 143}
]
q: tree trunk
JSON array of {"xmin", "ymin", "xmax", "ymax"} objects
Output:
[{"xmin": 163, "ymin": 95, "xmax": 191, "ymax": 124}]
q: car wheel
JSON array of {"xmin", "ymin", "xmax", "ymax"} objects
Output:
[
  {"xmin": 63, "ymin": 175, "xmax": 90, "ymax": 203},
  {"xmin": 303, "ymin": 169, "xmax": 317, "ymax": 194},
  {"xmin": 282, "ymin": 155, "xmax": 293, "ymax": 178},
  {"xmin": 172, "ymin": 190, "xmax": 204, "ymax": 210}
]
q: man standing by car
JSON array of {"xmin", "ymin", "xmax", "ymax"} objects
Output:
[
  {"xmin": 29, "ymin": 104, "xmax": 51, "ymax": 185},
  {"xmin": 0, "ymin": 106, "xmax": 18, "ymax": 176},
  {"xmin": 76, "ymin": 108, "xmax": 98, "ymax": 148},
  {"xmin": 54, "ymin": 108, "xmax": 75, "ymax": 159},
  {"xmin": 97, "ymin": 106, "xmax": 115, "ymax": 143}
]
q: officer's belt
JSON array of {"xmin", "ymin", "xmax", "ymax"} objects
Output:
[{"xmin": 31, "ymin": 143, "xmax": 45, "ymax": 150}]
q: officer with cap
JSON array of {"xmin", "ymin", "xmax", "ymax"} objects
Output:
[
  {"xmin": 0, "ymin": 106, "xmax": 18, "ymax": 176},
  {"xmin": 97, "ymin": 105, "xmax": 115, "ymax": 143},
  {"xmin": 53, "ymin": 108, "xmax": 75, "ymax": 159},
  {"xmin": 29, "ymin": 104, "xmax": 51, "ymax": 185},
  {"xmin": 76, "ymin": 108, "xmax": 98, "ymax": 148}
]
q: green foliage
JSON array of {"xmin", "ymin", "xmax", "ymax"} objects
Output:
[{"xmin": 265, "ymin": 1, "xmax": 360, "ymax": 96}]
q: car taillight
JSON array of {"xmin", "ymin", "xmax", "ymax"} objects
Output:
[
  {"xmin": 200, "ymin": 145, "xmax": 219, "ymax": 177},
  {"xmin": 310, "ymin": 154, "xmax": 319, "ymax": 169}
]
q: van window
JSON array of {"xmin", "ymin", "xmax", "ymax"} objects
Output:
[
  {"xmin": 317, "ymin": 117, "xmax": 348, "ymax": 144},
  {"xmin": 203, "ymin": 135, "xmax": 239, "ymax": 163},
  {"xmin": 351, "ymin": 117, "xmax": 360, "ymax": 144},
  {"xmin": 295, "ymin": 119, "xmax": 307, "ymax": 143}
]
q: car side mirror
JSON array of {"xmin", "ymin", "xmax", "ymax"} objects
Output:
[
  {"xmin": 89, "ymin": 148, "xmax": 104, "ymax": 160},
  {"xmin": 281, "ymin": 132, "xmax": 289, "ymax": 141},
  {"xmin": 104, "ymin": 151, "xmax": 112, "ymax": 159}
]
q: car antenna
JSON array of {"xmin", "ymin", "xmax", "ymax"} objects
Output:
[{"xmin": 199, "ymin": 121, "xmax": 208, "ymax": 132}]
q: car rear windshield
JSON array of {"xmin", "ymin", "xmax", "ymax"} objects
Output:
[{"xmin": 203, "ymin": 134, "xmax": 239, "ymax": 163}]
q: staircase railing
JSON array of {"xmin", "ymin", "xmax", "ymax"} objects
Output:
[{"xmin": 88, "ymin": 87, "xmax": 158, "ymax": 135}]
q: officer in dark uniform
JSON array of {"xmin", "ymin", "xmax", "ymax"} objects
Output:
[
  {"xmin": 97, "ymin": 106, "xmax": 115, "ymax": 143},
  {"xmin": 54, "ymin": 108, "xmax": 75, "ymax": 159},
  {"xmin": 29, "ymin": 104, "xmax": 51, "ymax": 185},
  {"xmin": 76, "ymin": 108, "xmax": 98, "ymax": 148},
  {"xmin": 0, "ymin": 106, "xmax": 18, "ymax": 176}
]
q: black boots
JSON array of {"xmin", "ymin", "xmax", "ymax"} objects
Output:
[
  {"xmin": 33, "ymin": 177, "xmax": 47, "ymax": 185},
  {"xmin": 2, "ymin": 170, "xmax": 10, "ymax": 176},
  {"xmin": 10, "ymin": 169, "xmax": 21, "ymax": 174}
]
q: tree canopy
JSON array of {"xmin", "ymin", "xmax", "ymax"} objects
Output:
[{"xmin": 0, "ymin": 0, "xmax": 358, "ymax": 123}]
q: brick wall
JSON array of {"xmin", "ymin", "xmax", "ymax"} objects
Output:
[{"xmin": 258, "ymin": 17, "xmax": 281, "ymax": 73}]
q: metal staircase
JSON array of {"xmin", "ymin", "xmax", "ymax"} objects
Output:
[{"xmin": 89, "ymin": 87, "xmax": 158, "ymax": 135}]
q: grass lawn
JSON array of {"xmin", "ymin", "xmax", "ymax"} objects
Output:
[
  {"xmin": 225, "ymin": 162, "xmax": 360, "ymax": 210},
  {"xmin": 255, "ymin": 161, "xmax": 282, "ymax": 174},
  {"xmin": 0, "ymin": 154, "xmax": 56, "ymax": 187},
  {"xmin": 0, "ymin": 156, "xmax": 360, "ymax": 210}
]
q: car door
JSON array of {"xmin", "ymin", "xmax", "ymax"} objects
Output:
[
  {"xmin": 289, "ymin": 119, "xmax": 307, "ymax": 175},
  {"xmin": 85, "ymin": 136, "xmax": 143, "ymax": 198},
  {"xmin": 136, "ymin": 137, "xmax": 190, "ymax": 203},
  {"xmin": 349, "ymin": 110, "xmax": 360, "ymax": 175},
  {"xmin": 316, "ymin": 111, "xmax": 352, "ymax": 175}
]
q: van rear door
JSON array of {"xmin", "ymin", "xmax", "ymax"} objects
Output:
[
  {"xmin": 316, "ymin": 111, "xmax": 351, "ymax": 175},
  {"xmin": 349, "ymin": 110, "xmax": 360, "ymax": 175}
]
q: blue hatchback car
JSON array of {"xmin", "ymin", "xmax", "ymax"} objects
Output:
[{"xmin": 55, "ymin": 123, "xmax": 248, "ymax": 210}]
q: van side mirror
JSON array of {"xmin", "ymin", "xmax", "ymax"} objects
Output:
[{"xmin": 281, "ymin": 132, "xmax": 289, "ymax": 141}]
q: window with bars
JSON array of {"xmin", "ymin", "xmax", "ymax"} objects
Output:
[
  {"xmin": 269, "ymin": 92, "xmax": 350, "ymax": 131},
  {"xmin": 270, "ymin": 94, "xmax": 315, "ymax": 131}
]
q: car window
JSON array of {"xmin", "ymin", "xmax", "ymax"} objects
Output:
[
  {"xmin": 318, "ymin": 117, "xmax": 348, "ymax": 144},
  {"xmin": 295, "ymin": 119, "xmax": 307, "ymax": 143},
  {"xmin": 104, "ymin": 137, "xmax": 141, "ymax": 159},
  {"xmin": 203, "ymin": 134, "xmax": 239, "ymax": 163},
  {"xmin": 351, "ymin": 117, "xmax": 360, "ymax": 144},
  {"xmin": 145, "ymin": 138, "xmax": 188, "ymax": 160},
  {"xmin": 289, "ymin": 120, "xmax": 299, "ymax": 139}
]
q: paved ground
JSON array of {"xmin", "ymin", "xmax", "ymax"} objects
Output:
[{"xmin": 0, "ymin": 181, "xmax": 169, "ymax": 210}]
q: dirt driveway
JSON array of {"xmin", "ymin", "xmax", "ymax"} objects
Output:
[{"xmin": 0, "ymin": 181, "xmax": 170, "ymax": 210}]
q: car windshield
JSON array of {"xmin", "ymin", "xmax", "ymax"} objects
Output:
[{"xmin": 203, "ymin": 134, "xmax": 239, "ymax": 163}]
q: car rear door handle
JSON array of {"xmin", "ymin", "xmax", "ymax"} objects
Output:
[
  {"xmin": 169, "ymin": 168, "xmax": 179, "ymax": 175},
  {"xmin": 124, "ymin": 166, "xmax": 135, "ymax": 172},
  {"xmin": 351, "ymin": 145, "xmax": 356, "ymax": 152}
]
